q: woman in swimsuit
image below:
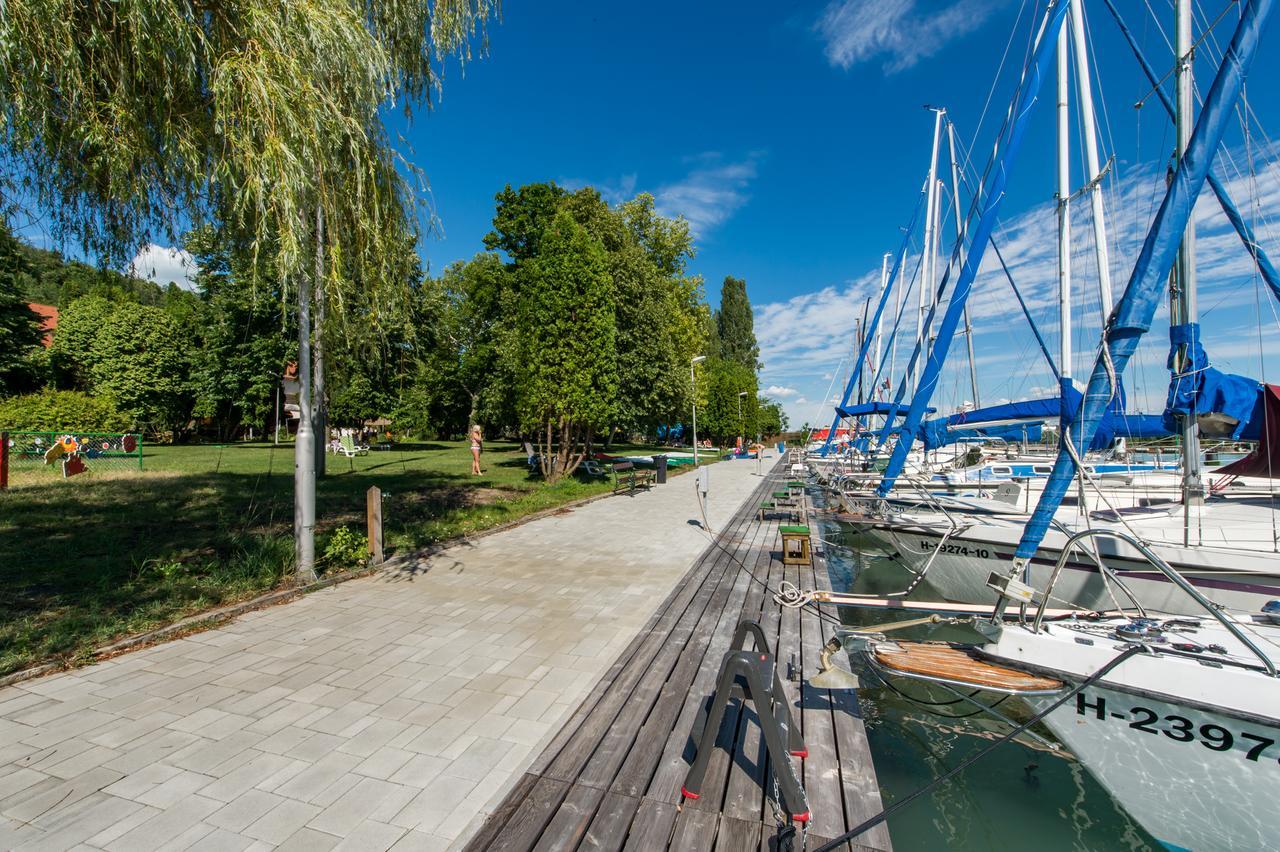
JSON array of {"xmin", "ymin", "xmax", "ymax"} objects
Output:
[{"xmin": 470, "ymin": 425, "xmax": 483, "ymax": 475}]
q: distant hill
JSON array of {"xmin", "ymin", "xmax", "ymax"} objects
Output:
[{"xmin": 3, "ymin": 226, "xmax": 169, "ymax": 308}]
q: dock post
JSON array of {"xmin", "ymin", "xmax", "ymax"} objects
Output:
[{"xmin": 366, "ymin": 485, "xmax": 384, "ymax": 565}]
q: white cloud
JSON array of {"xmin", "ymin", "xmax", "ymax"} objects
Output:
[
  {"xmin": 561, "ymin": 173, "xmax": 637, "ymax": 206},
  {"xmin": 654, "ymin": 152, "xmax": 763, "ymax": 238},
  {"xmin": 128, "ymin": 243, "xmax": 198, "ymax": 291},
  {"xmin": 765, "ymin": 385, "xmax": 799, "ymax": 398},
  {"xmin": 816, "ymin": 0, "xmax": 1004, "ymax": 74}
]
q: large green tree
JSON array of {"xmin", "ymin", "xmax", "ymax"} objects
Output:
[
  {"xmin": 484, "ymin": 184, "xmax": 711, "ymax": 443},
  {"xmin": 89, "ymin": 305, "xmax": 188, "ymax": 431},
  {"xmin": 699, "ymin": 357, "xmax": 759, "ymax": 445},
  {"xmin": 48, "ymin": 295, "xmax": 115, "ymax": 389},
  {"xmin": 516, "ymin": 211, "xmax": 618, "ymax": 482},
  {"xmin": 715, "ymin": 275, "xmax": 760, "ymax": 371}
]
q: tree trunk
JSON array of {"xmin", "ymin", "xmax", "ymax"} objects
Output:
[
  {"xmin": 540, "ymin": 419, "xmax": 554, "ymax": 482},
  {"xmin": 563, "ymin": 425, "xmax": 590, "ymax": 478},
  {"xmin": 556, "ymin": 417, "xmax": 572, "ymax": 481}
]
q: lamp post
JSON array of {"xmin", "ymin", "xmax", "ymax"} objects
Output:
[
  {"xmin": 691, "ymin": 355, "xmax": 706, "ymax": 464},
  {"xmin": 737, "ymin": 391, "xmax": 748, "ymax": 453}
]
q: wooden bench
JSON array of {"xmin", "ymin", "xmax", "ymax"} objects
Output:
[{"xmin": 611, "ymin": 461, "xmax": 655, "ymax": 496}]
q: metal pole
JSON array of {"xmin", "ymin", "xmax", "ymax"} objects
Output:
[
  {"xmin": 947, "ymin": 119, "xmax": 981, "ymax": 409},
  {"xmin": 1057, "ymin": 25, "xmax": 1072, "ymax": 387},
  {"xmin": 294, "ymin": 242, "xmax": 317, "ymax": 582},
  {"xmin": 916, "ymin": 110, "xmax": 944, "ymax": 394},
  {"xmin": 1069, "ymin": 0, "xmax": 1115, "ymax": 316},
  {"xmin": 875, "ymin": 252, "xmax": 889, "ymax": 391},
  {"xmin": 691, "ymin": 357, "xmax": 702, "ymax": 465},
  {"xmin": 1174, "ymin": 0, "xmax": 1205, "ymax": 513}
]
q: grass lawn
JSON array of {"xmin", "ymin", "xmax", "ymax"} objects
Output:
[{"xmin": 0, "ymin": 439, "xmax": 714, "ymax": 677}]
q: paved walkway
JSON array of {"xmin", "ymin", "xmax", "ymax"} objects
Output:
[{"xmin": 0, "ymin": 460, "xmax": 766, "ymax": 852}]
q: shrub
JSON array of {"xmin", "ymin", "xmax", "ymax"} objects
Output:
[
  {"xmin": 0, "ymin": 389, "xmax": 130, "ymax": 432},
  {"xmin": 321, "ymin": 526, "xmax": 368, "ymax": 573}
]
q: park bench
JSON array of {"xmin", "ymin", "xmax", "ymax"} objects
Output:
[{"xmin": 611, "ymin": 461, "xmax": 655, "ymax": 496}]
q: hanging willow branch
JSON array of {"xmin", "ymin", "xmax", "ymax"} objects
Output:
[{"xmin": 0, "ymin": 0, "xmax": 496, "ymax": 315}]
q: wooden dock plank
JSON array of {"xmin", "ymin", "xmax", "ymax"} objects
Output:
[
  {"xmin": 813, "ymin": 532, "xmax": 893, "ymax": 851},
  {"xmin": 619, "ymin": 798, "xmax": 677, "ymax": 852},
  {"xmin": 669, "ymin": 807, "xmax": 720, "ymax": 852},
  {"xmin": 714, "ymin": 814, "xmax": 763, "ymax": 851},
  {"xmin": 531, "ymin": 783, "xmax": 607, "ymax": 852},
  {"xmin": 580, "ymin": 791, "xmax": 642, "ymax": 851},
  {"xmin": 464, "ymin": 463, "xmax": 891, "ymax": 851},
  {"xmin": 469, "ymin": 776, "xmax": 570, "ymax": 852}
]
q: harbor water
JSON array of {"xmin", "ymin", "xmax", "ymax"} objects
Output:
[{"xmin": 820, "ymin": 515, "xmax": 1160, "ymax": 850}]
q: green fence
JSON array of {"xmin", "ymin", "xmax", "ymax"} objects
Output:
[{"xmin": 1, "ymin": 430, "xmax": 143, "ymax": 488}]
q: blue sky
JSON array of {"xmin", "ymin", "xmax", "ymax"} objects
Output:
[{"xmin": 59, "ymin": 1, "xmax": 1280, "ymax": 430}]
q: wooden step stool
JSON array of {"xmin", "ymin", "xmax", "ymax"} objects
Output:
[{"xmin": 779, "ymin": 525, "xmax": 811, "ymax": 566}]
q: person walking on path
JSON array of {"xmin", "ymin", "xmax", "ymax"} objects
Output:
[{"xmin": 470, "ymin": 424, "xmax": 484, "ymax": 475}]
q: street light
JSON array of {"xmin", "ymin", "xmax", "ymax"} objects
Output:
[
  {"xmin": 691, "ymin": 355, "xmax": 706, "ymax": 464},
  {"xmin": 737, "ymin": 391, "xmax": 749, "ymax": 453}
]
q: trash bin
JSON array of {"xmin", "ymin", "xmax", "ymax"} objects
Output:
[{"xmin": 653, "ymin": 454, "xmax": 669, "ymax": 484}]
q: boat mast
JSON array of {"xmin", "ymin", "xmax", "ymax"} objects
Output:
[
  {"xmin": 1057, "ymin": 24, "xmax": 1073, "ymax": 392},
  {"xmin": 947, "ymin": 117, "xmax": 982, "ymax": 409},
  {"xmin": 890, "ymin": 252, "xmax": 902, "ymax": 392},
  {"xmin": 916, "ymin": 109, "xmax": 945, "ymax": 394},
  {"xmin": 1069, "ymin": 0, "xmax": 1115, "ymax": 316},
  {"xmin": 1174, "ymin": 0, "xmax": 1205, "ymax": 511},
  {"xmin": 875, "ymin": 252, "xmax": 890, "ymax": 397}
]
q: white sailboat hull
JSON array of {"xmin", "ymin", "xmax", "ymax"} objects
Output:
[
  {"xmin": 981, "ymin": 626, "xmax": 1280, "ymax": 851},
  {"xmin": 852, "ymin": 519, "xmax": 1280, "ymax": 614},
  {"xmin": 1027, "ymin": 683, "xmax": 1279, "ymax": 851}
]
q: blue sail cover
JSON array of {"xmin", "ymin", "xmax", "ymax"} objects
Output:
[
  {"xmin": 918, "ymin": 388, "xmax": 1162, "ymax": 451},
  {"xmin": 837, "ymin": 402, "xmax": 935, "ymax": 419},
  {"xmin": 1163, "ymin": 323, "xmax": 1266, "ymax": 440},
  {"xmin": 1013, "ymin": 0, "xmax": 1273, "ymax": 561},
  {"xmin": 921, "ymin": 419, "xmax": 1043, "ymax": 450}
]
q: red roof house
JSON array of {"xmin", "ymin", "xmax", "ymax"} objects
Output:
[{"xmin": 28, "ymin": 303, "xmax": 58, "ymax": 347}]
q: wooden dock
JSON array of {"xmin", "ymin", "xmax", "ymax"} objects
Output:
[{"xmin": 463, "ymin": 460, "xmax": 891, "ymax": 851}]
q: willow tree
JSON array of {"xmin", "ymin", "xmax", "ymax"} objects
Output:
[{"xmin": 0, "ymin": 0, "xmax": 497, "ymax": 578}]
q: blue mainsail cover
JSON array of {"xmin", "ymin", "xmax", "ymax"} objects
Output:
[
  {"xmin": 1163, "ymin": 323, "xmax": 1265, "ymax": 440},
  {"xmin": 837, "ymin": 402, "xmax": 935, "ymax": 419},
  {"xmin": 920, "ymin": 419, "xmax": 1043, "ymax": 449},
  {"xmin": 917, "ymin": 389, "xmax": 1163, "ymax": 451}
]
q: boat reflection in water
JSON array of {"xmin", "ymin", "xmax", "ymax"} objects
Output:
[{"xmin": 824, "ymin": 520, "xmax": 1158, "ymax": 851}]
